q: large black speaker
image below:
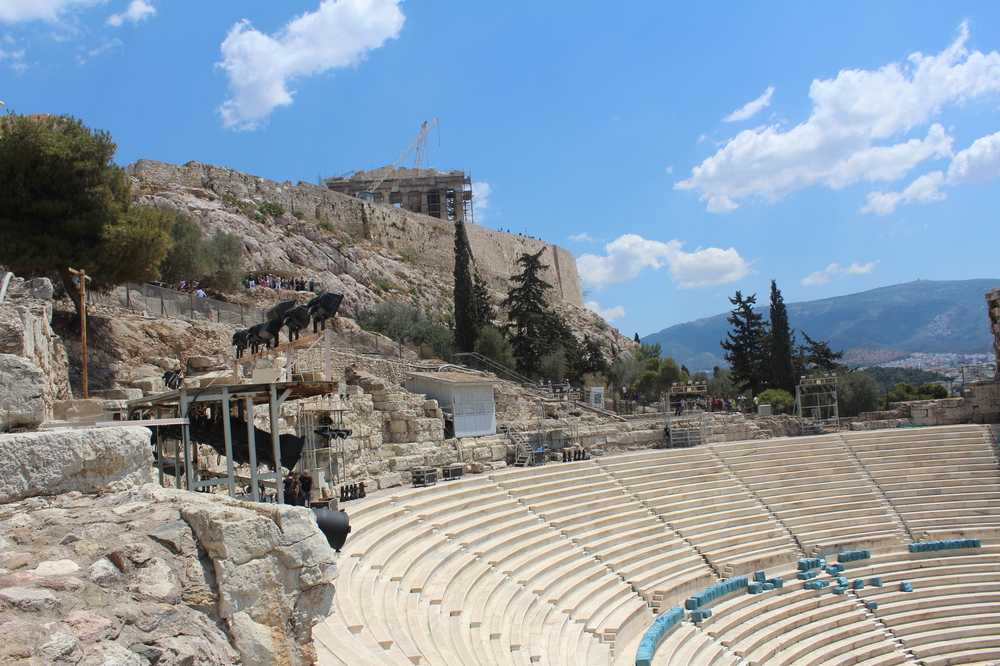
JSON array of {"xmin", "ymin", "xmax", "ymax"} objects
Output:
[{"xmin": 312, "ymin": 508, "xmax": 351, "ymax": 550}]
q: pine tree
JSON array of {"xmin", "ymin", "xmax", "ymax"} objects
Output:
[
  {"xmin": 502, "ymin": 249, "xmax": 554, "ymax": 375},
  {"xmin": 766, "ymin": 280, "xmax": 797, "ymax": 393},
  {"xmin": 0, "ymin": 114, "xmax": 174, "ymax": 313},
  {"xmin": 720, "ymin": 291, "xmax": 766, "ymax": 396},
  {"xmin": 453, "ymin": 218, "xmax": 476, "ymax": 352},
  {"xmin": 798, "ymin": 332, "xmax": 844, "ymax": 373}
]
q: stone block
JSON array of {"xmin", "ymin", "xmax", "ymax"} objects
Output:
[
  {"xmin": 0, "ymin": 354, "xmax": 45, "ymax": 431},
  {"xmin": 148, "ymin": 356, "xmax": 182, "ymax": 371},
  {"xmin": 132, "ymin": 376, "xmax": 165, "ymax": 394},
  {"xmin": 388, "ymin": 420, "xmax": 407, "ymax": 434},
  {"xmin": 0, "ymin": 426, "xmax": 154, "ymax": 502},
  {"xmin": 187, "ymin": 355, "xmax": 220, "ymax": 371},
  {"xmin": 52, "ymin": 398, "xmax": 105, "ymax": 422},
  {"xmin": 376, "ymin": 472, "xmax": 402, "ymax": 489}
]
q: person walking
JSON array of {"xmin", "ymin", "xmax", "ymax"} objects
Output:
[{"xmin": 299, "ymin": 469, "xmax": 313, "ymax": 507}]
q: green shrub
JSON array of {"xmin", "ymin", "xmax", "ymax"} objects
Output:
[
  {"xmin": 258, "ymin": 202, "xmax": 285, "ymax": 218},
  {"xmin": 370, "ymin": 276, "xmax": 391, "ymax": 295},
  {"xmin": 757, "ymin": 388, "xmax": 795, "ymax": 414},
  {"xmin": 317, "ymin": 220, "xmax": 334, "ymax": 232},
  {"xmin": 291, "ymin": 210, "xmax": 305, "ymax": 219}
]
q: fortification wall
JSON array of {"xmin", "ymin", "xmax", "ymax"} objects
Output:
[{"xmin": 127, "ymin": 160, "xmax": 584, "ymax": 306}]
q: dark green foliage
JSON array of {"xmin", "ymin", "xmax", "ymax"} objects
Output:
[
  {"xmin": 836, "ymin": 370, "xmax": 881, "ymax": 417},
  {"xmin": 472, "ymin": 275, "xmax": 494, "ymax": 331},
  {"xmin": 159, "ymin": 213, "xmax": 209, "ymax": 284},
  {"xmin": 707, "ymin": 367, "xmax": 737, "ymax": 399},
  {"xmin": 634, "ymin": 332, "xmax": 640, "ymax": 343},
  {"xmin": 720, "ymin": 291, "xmax": 766, "ymax": 395},
  {"xmin": 258, "ymin": 202, "xmax": 285, "ymax": 218},
  {"xmin": 453, "ymin": 219, "xmax": 476, "ymax": 352},
  {"xmin": 798, "ymin": 331, "xmax": 844, "ymax": 373},
  {"xmin": 766, "ymin": 280, "xmax": 797, "ymax": 393},
  {"xmin": 860, "ymin": 367, "xmax": 951, "ymax": 394},
  {"xmin": 885, "ymin": 381, "xmax": 949, "ymax": 404},
  {"xmin": 502, "ymin": 249, "xmax": 555, "ymax": 374},
  {"xmin": 757, "ymin": 388, "xmax": 795, "ymax": 414},
  {"xmin": 475, "ymin": 324, "xmax": 516, "ymax": 370},
  {"xmin": 0, "ymin": 114, "xmax": 173, "ymax": 311},
  {"xmin": 359, "ymin": 299, "xmax": 453, "ymax": 358},
  {"xmin": 200, "ymin": 232, "xmax": 244, "ymax": 293}
]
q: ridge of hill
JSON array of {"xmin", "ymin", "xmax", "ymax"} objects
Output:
[
  {"xmin": 643, "ymin": 279, "xmax": 1000, "ymax": 371},
  {"xmin": 128, "ymin": 159, "xmax": 634, "ymax": 359}
]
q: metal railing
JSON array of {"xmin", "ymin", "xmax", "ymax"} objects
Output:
[{"xmin": 88, "ymin": 283, "xmax": 263, "ymax": 327}]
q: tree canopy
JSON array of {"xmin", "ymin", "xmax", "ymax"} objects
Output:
[
  {"xmin": 0, "ymin": 114, "xmax": 174, "ymax": 311},
  {"xmin": 765, "ymin": 280, "xmax": 797, "ymax": 393},
  {"xmin": 453, "ymin": 218, "xmax": 476, "ymax": 353},
  {"xmin": 720, "ymin": 291, "xmax": 766, "ymax": 395}
]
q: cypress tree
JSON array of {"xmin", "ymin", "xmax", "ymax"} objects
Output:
[
  {"xmin": 766, "ymin": 280, "xmax": 797, "ymax": 393},
  {"xmin": 453, "ymin": 218, "xmax": 476, "ymax": 352}
]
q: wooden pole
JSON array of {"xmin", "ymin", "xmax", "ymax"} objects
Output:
[{"xmin": 68, "ymin": 268, "xmax": 92, "ymax": 399}]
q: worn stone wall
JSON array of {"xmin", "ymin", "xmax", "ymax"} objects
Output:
[
  {"xmin": 888, "ymin": 382, "xmax": 1000, "ymax": 425},
  {"xmin": 0, "ymin": 278, "xmax": 70, "ymax": 411},
  {"xmin": 127, "ymin": 159, "xmax": 585, "ymax": 306},
  {"xmin": 988, "ymin": 287, "xmax": 1000, "ymax": 375}
]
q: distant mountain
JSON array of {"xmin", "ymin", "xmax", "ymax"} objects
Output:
[{"xmin": 643, "ymin": 279, "xmax": 1000, "ymax": 372}]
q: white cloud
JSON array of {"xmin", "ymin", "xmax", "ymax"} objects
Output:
[
  {"xmin": 577, "ymin": 233, "xmax": 751, "ymax": 290},
  {"xmin": 947, "ymin": 130, "xmax": 1000, "ymax": 184},
  {"xmin": 586, "ymin": 301, "xmax": 625, "ymax": 323},
  {"xmin": 568, "ymin": 232, "xmax": 597, "ymax": 243},
  {"xmin": 801, "ymin": 260, "xmax": 880, "ymax": 286},
  {"xmin": 87, "ymin": 37, "xmax": 121, "ymax": 56},
  {"xmin": 723, "ymin": 86, "xmax": 774, "ymax": 122},
  {"xmin": 0, "ymin": 0, "xmax": 104, "ymax": 23},
  {"xmin": 0, "ymin": 43, "xmax": 25, "ymax": 71},
  {"xmin": 107, "ymin": 0, "xmax": 154, "ymax": 26},
  {"xmin": 677, "ymin": 23, "xmax": 1000, "ymax": 212},
  {"xmin": 861, "ymin": 130, "xmax": 1000, "ymax": 214},
  {"xmin": 472, "ymin": 181, "xmax": 492, "ymax": 221},
  {"xmin": 217, "ymin": 0, "xmax": 404, "ymax": 130},
  {"xmin": 862, "ymin": 171, "xmax": 946, "ymax": 214}
]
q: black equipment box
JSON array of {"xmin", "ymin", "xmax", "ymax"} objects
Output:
[
  {"xmin": 441, "ymin": 464, "xmax": 464, "ymax": 481},
  {"xmin": 412, "ymin": 467, "xmax": 437, "ymax": 487}
]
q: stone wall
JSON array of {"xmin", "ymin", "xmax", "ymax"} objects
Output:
[
  {"xmin": 0, "ymin": 278, "xmax": 70, "ymax": 415},
  {"xmin": 988, "ymin": 287, "xmax": 1000, "ymax": 375},
  {"xmin": 128, "ymin": 159, "xmax": 585, "ymax": 306},
  {"xmin": 889, "ymin": 381, "xmax": 1000, "ymax": 425}
]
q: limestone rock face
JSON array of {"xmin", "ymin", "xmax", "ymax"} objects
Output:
[
  {"xmin": 0, "ymin": 488, "xmax": 239, "ymax": 666},
  {"xmin": 0, "ymin": 297, "xmax": 71, "ymax": 412},
  {"xmin": 153, "ymin": 486, "xmax": 338, "ymax": 666},
  {"xmin": 0, "ymin": 426, "xmax": 155, "ymax": 503},
  {"xmin": 0, "ymin": 354, "xmax": 46, "ymax": 431}
]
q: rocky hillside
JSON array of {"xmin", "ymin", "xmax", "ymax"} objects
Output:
[{"xmin": 129, "ymin": 159, "xmax": 634, "ymax": 360}]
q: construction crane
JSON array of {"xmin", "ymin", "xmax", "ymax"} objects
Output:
[{"xmin": 365, "ymin": 119, "xmax": 439, "ymax": 194}]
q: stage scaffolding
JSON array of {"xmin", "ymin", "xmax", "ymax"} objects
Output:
[
  {"xmin": 296, "ymin": 397, "xmax": 350, "ymax": 498},
  {"xmin": 796, "ymin": 374, "xmax": 839, "ymax": 435},
  {"xmin": 126, "ymin": 381, "xmax": 337, "ymax": 503},
  {"xmin": 232, "ymin": 328, "xmax": 335, "ymax": 384},
  {"xmin": 666, "ymin": 382, "xmax": 708, "ymax": 447}
]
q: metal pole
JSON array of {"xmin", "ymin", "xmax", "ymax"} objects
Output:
[
  {"xmin": 220, "ymin": 387, "xmax": 236, "ymax": 498},
  {"xmin": 246, "ymin": 396, "xmax": 260, "ymax": 502},
  {"xmin": 68, "ymin": 268, "xmax": 91, "ymax": 398}
]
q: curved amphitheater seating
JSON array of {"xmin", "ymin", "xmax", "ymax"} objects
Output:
[{"xmin": 315, "ymin": 424, "xmax": 1000, "ymax": 666}]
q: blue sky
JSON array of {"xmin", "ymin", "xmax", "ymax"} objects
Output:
[{"xmin": 3, "ymin": 1, "xmax": 1000, "ymax": 339}]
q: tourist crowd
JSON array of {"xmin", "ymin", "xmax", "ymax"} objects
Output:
[{"xmin": 244, "ymin": 274, "xmax": 315, "ymax": 292}]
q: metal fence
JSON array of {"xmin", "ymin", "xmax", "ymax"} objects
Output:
[{"xmin": 89, "ymin": 283, "xmax": 263, "ymax": 327}]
